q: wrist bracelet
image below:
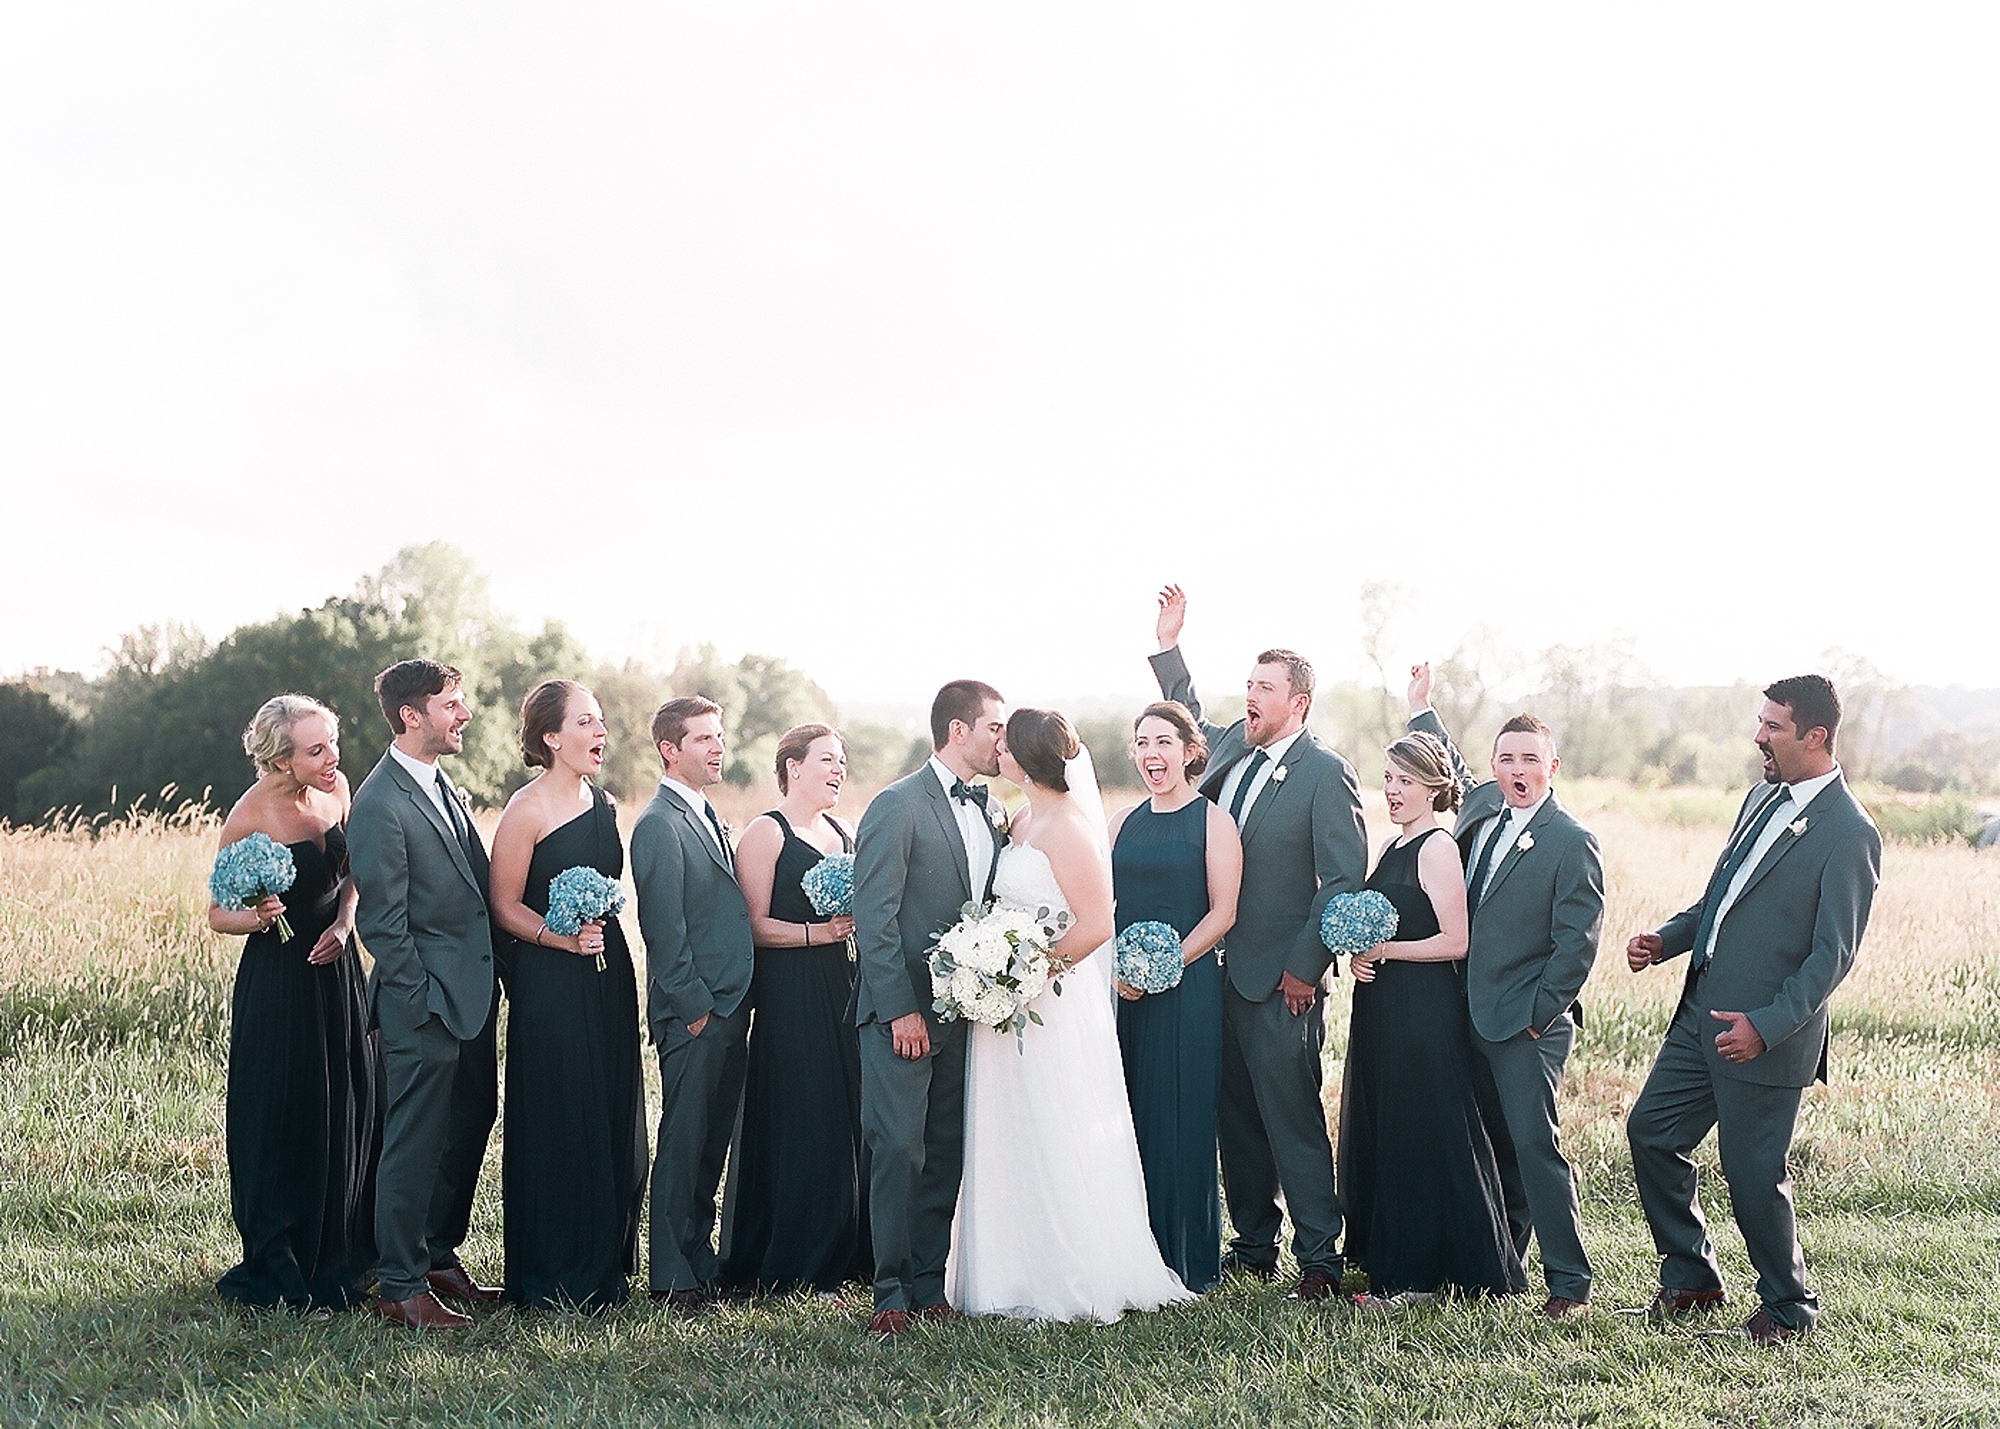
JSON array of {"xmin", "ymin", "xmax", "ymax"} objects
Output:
[{"xmin": 535, "ymin": 919, "xmax": 549, "ymax": 948}]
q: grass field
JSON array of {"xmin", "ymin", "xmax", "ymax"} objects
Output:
[{"xmin": 2, "ymin": 781, "xmax": 1998, "ymax": 1427}]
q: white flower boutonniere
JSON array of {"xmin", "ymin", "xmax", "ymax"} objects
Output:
[
  {"xmin": 1515, "ymin": 830, "xmax": 1535, "ymax": 853},
  {"xmin": 1270, "ymin": 764, "xmax": 1289, "ymax": 784},
  {"xmin": 988, "ymin": 801, "xmax": 1011, "ymax": 836},
  {"xmin": 1789, "ymin": 817, "xmax": 1809, "ymax": 837}
]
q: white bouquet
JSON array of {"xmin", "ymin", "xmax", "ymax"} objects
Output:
[{"xmin": 929, "ymin": 899, "xmax": 1071, "ymax": 1049}]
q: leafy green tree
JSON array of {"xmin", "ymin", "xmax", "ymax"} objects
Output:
[{"xmin": 0, "ymin": 683, "xmax": 80, "ymax": 822}]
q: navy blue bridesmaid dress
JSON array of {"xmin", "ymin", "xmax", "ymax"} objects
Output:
[{"xmin": 1112, "ymin": 796, "xmax": 1222, "ymax": 1293}]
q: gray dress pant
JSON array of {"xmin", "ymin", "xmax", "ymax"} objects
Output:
[
  {"xmin": 1627, "ymin": 1001, "xmax": 1815, "ymax": 1328},
  {"xmin": 1470, "ymin": 1014, "xmax": 1592, "ymax": 1301},
  {"xmin": 375, "ymin": 997, "xmax": 498, "ymax": 1302},
  {"xmin": 1217, "ymin": 980, "xmax": 1342, "ymax": 1275},
  {"xmin": 649, "ymin": 1003, "xmax": 750, "ymax": 1293},
  {"xmin": 858, "ymin": 1017, "xmax": 968, "ymax": 1312}
]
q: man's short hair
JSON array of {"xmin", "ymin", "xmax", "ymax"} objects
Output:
[
  {"xmin": 1254, "ymin": 649, "xmax": 1315, "ymax": 706},
  {"xmin": 651, "ymin": 696, "xmax": 724, "ymax": 755},
  {"xmin": 1495, "ymin": 712, "xmax": 1557, "ymax": 756},
  {"xmin": 375, "ymin": 659, "xmax": 463, "ymax": 734},
  {"xmin": 1765, "ymin": 674, "xmax": 1842, "ymax": 753},
  {"xmin": 930, "ymin": 679, "xmax": 1003, "ymax": 750}
]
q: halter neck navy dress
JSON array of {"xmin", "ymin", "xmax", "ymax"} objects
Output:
[{"xmin": 1112, "ymin": 796, "xmax": 1222, "ymax": 1294}]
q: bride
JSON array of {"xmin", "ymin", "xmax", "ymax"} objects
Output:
[{"xmin": 947, "ymin": 707, "xmax": 1195, "ymax": 1321}]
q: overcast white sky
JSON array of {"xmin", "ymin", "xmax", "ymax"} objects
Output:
[{"xmin": 4, "ymin": 4, "xmax": 1995, "ymax": 710}]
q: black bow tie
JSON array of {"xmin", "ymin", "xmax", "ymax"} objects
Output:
[{"xmin": 950, "ymin": 779, "xmax": 989, "ymax": 808}]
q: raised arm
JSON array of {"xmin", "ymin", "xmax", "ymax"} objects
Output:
[{"xmin": 1406, "ymin": 664, "xmax": 1478, "ymax": 798}]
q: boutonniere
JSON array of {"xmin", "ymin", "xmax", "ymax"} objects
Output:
[
  {"xmin": 454, "ymin": 787, "xmax": 472, "ymax": 811},
  {"xmin": 1788, "ymin": 817, "xmax": 1809, "ymax": 837},
  {"xmin": 988, "ymin": 801, "xmax": 1011, "ymax": 836},
  {"xmin": 1515, "ymin": 830, "xmax": 1535, "ymax": 852},
  {"xmin": 1270, "ymin": 764, "xmax": 1289, "ymax": 784}
]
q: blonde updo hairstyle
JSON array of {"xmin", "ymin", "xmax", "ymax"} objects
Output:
[
  {"xmin": 1385, "ymin": 730, "xmax": 1463, "ymax": 813},
  {"xmin": 243, "ymin": 694, "xmax": 341, "ymax": 777}
]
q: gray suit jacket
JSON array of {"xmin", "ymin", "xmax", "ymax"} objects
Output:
[
  {"xmin": 1411, "ymin": 708, "xmax": 1605, "ymax": 1044},
  {"xmin": 631, "ymin": 784, "xmax": 754, "ymax": 1045},
  {"xmin": 853, "ymin": 764, "xmax": 1006, "ymax": 1031},
  {"xmin": 1656, "ymin": 774, "xmax": 1881, "ymax": 1088},
  {"xmin": 1151, "ymin": 647, "xmax": 1368, "ymax": 1000},
  {"xmin": 348, "ymin": 751, "xmax": 498, "ymax": 1043}
]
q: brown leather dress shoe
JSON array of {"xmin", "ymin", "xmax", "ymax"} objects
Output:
[
  {"xmin": 1629, "ymin": 1286, "xmax": 1727, "ymax": 1321},
  {"xmin": 426, "ymin": 1266, "xmax": 503, "ymax": 1305},
  {"xmin": 1288, "ymin": 1268, "xmax": 1340, "ymax": 1303},
  {"xmin": 375, "ymin": 1290, "xmax": 470, "ymax": 1330},
  {"xmin": 915, "ymin": 1303, "xmax": 962, "ymax": 1324},
  {"xmin": 1540, "ymin": 1295, "xmax": 1590, "ymax": 1320},
  {"xmin": 1737, "ymin": 1307, "xmax": 1808, "ymax": 1345},
  {"xmin": 649, "ymin": 1288, "xmax": 709, "ymax": 1315},
  {"xmin": 868, "ymin": 1309, "xmax": 913, "ymax": 1339}
]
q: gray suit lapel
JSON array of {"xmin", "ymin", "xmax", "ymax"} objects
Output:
[
  {"xmin": 1730, "ymin": 779, "xmax": 1843, "ymax": 907},
  {"xmin": 668, "ymin": 789, "xmax": 734, "ymax": 876},
  {"xmin": 1482, "ymin": 793, "xmax": 1562, "ymax": 902},
  {"xmin": 1238, "ymin": 731, "xmax": 1313, "ymax": 846},
  {"xmin": 921, "ymin": 776, "xmax": 975, "ymax": 903},
  {"xmin": 385, "ymin": 757, "xmax": 482, "ymax": 894}
]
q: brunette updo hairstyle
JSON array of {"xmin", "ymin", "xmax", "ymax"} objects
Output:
[
  {"xmin": 1005, "ymin": 708, "xmax": 1080, "ymax": 791},
  {"xmin": 1132, "ymin": 700, "xmax": 1209, "ymax": 780},
  {"xmin": 519, "ymin": 679, "xmax": 587, "ymax": 770},
  {"xmin": 774, "ymin": 723, "xmax": 843, "ymax": 794},
  {"xmin": 1385, "ymin": 730, "xmax": 1463, "ymax": 813}
]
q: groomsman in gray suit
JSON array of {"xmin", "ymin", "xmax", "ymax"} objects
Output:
[
  {"xmin": 348, "ymin": 659, "xmax": 502, "ymax": 1329},
  {"xmin": 853, "ymin": 679, "xmax": 1008, "ymax": 1336},
  {"xmin": 1150, "ymin": 588, "xmax": 1366, "ymax": 1301},
  {"xmin": 632, "ymin": 696, "xmax": 755, "ymax": 1313},
  {"xmin": 1406, "ymin": 665, "xmax": 1605, "ymax": 1318},
  {"xmin": 1625, "ymin": 675, "xmax": 1880, "ymax": 1343}
]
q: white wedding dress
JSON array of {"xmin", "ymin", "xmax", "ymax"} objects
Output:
[{"xmin": 947, "ymin": 841, "xmax": 1195, "ymax": 1321}]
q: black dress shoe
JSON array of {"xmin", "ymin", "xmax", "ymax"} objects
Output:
[
  {"xmin": 649, "ymin": 1288, "xmax": 709, "ymax": 1315},
  {"xmin": 1220, "ymin": 1251, "xmax": 1279, "ymax": 1283}
]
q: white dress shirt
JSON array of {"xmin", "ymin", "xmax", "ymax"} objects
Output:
[
  {"xmin": 660, "ymin": 775, "xmax": 729, "ymax": 861},
  {"xmin": 1217, "ymin": 729, "xmax": 1303, "ymax": 830},
  {"xmin": 931, "ymin": 756, "xmax": 996, "ymax": 898},
  {"xmin": 1700, "ymin": 766, "xmax": 1842, "ymax": 962},
  {"xmin": 1468, "ymin": 789, "xmax": 1552, "ymax": 898},
  {"xmin": 390, "ymin": 743, "xmax": 458, "ymax": 827}
]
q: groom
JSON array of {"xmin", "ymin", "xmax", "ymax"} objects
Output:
[
  {"xmin": 1150, "ymin": 588, "xmax": 1367, "ymax": 1300},
  {"xmin": 853, "ymin": 678, "xmax": 1008, "ymax": 1337}
]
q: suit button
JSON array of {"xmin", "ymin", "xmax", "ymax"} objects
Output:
[{"xmin": 482, "ymin": 953, "xmax": 491, "ymax": 962}]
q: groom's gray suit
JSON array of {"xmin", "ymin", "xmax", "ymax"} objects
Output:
[
  {"xmin": 853, "ymin": 759, "xmax": 1005, "ymax": 1313},
  {"xmin": 1151, "ymin": 647, "xmax": 1367, "ymax": 1278},
  {"xmin": 1627, "ymin": 772, "xmax": 1880, "ymax": 1330},
  {"xmin": 1413, "ymin": 707, "xmax": 1604, "ymax": 1302},
  {"xmin": 347, "ymin": 750, "xmax": 499, "ymax": 1303}
]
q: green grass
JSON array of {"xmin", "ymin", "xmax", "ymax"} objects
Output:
[{"xmin": 6, "ymin": 807, "xmax": 2000, "ymax": 1425}]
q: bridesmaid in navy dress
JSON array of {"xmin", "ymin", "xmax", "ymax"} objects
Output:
[
  {"xmin": 1340, "ymin": 730, "xmax": 1524, "ymax": 1306},
  {"xmin": 489, "ymin": 680, "xmax": 648, "ymax": 1311},
  {"xmin": 1107, "ymin": 701, "xmax": 1242, "ymax": 1293},
  {"xmin": 207, "ymin": 695, "xmax": 380, "ymax": 1311},
  {"xmin": 720, "ymin": 724, "xmax": 871, "ymax": 1293}
]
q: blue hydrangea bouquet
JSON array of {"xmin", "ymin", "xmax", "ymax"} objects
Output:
[
  {"xmin": 209, "ymin": 832, "xmax": 298, "ymax": 944},
  {"xmin": 801, "ymin": 851, "xmax": 857, "ymax": 959},
  {"xmin": 1114, "ymin": 920, "xmax": 1185, "ymax": 993},
  {"xmin": 546, "ymin": 865, "xmax": 627, "ymax": 972},
  {"xmin": 1319, "ymin": 890, "xmax": 1400, "ymax": 965}
]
